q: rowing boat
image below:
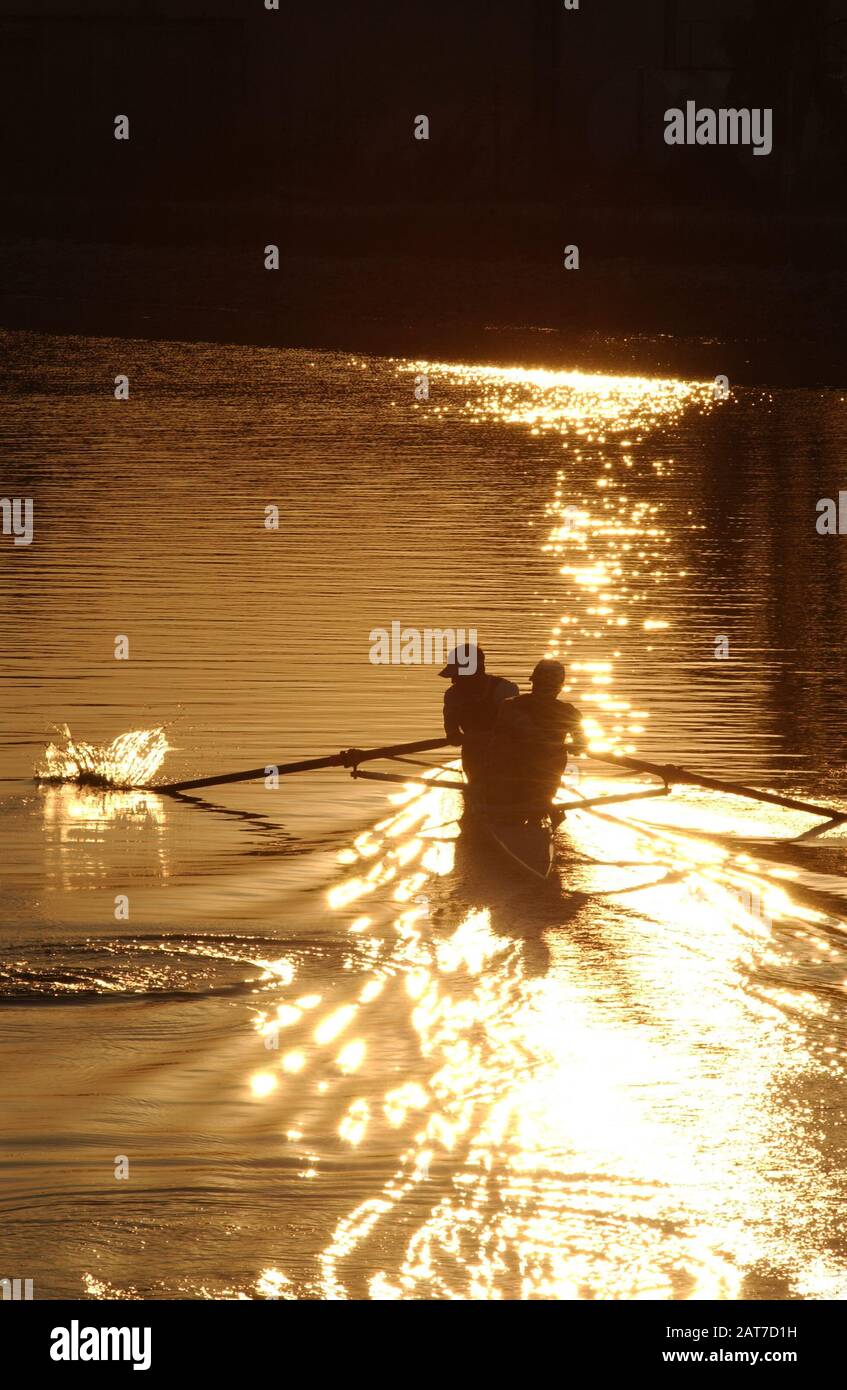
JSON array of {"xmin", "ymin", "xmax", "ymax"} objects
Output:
[
  {"xmin": 345, "ymin": 760, "xmax": 560, "ymax": 878},
  {"xmin": 461, "ymin": 778, "xmax": 689, "ymax": 878},
  {"xmin": 142, "ymin": 734, "xmax": 847, "ymax": 881},
  {"xmin": 346, "ymin": 753, "xmax": 675, "ymax": 880},
  {"xmin": 468, "ymin": 808, "xmax": 557, "ymax": 880}
]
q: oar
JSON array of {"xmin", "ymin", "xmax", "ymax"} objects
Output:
[
  {"xmin": 152, "ymin": 736, "xmax": 451, "ymax": 795},
  {"xmin": 351, "ymin": 766, "xmax": 671, "ymax": 813},
  {"xmin": 589, "ymin": 751, "xmax": 847, "ymax": 825},
  {"xmin": 352, "ymin": 768, "xmax": 466, "ymax": 791}
]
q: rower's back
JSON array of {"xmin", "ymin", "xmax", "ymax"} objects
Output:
[{"xmin": 485, "ymin": 659, "xmax": 584, "ymax": 812}]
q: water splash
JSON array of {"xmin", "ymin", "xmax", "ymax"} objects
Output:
[{"xmin": 36, "ymin": 725, "xmax": 169, "ymax": 788}]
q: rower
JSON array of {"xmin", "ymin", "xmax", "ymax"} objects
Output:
[
  {"xmin": 439, "ymin": 643, "xmax": 519, "ymax": 788},
  {"xmin": 483, "ymin": 659, "xmax": 586, "ymax": 820}
]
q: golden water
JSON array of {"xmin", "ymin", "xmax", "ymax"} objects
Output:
[{"xmin": 1, "ymin": 331, "xmax": 846, "ymax": 1299}]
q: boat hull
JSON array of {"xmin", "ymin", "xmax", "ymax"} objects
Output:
[{"xmin": 465, "ymin": 805, "xmax": 556, "ymax": 880}]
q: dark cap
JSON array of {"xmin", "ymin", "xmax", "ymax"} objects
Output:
[{"xmin": 438, "ymin": 644, "xmax": 484, "ymax": 677}]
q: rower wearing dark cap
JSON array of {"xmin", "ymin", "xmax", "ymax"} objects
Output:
[
  {"xmin": 484, "ymin": 659, "xmax": 586, "ymax": 817},
  {"xmin": 439, "ymin": 644, "xmax": 519, "ymax": 788}
]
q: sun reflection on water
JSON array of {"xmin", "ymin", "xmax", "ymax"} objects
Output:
[
  {"xmin": 239, "ymin": 364, "xmax": 847, "ymax": 1300},
  {"xmin": 241, "ymin": 751, "xmax": 847, "ymax": 1299},
  {"xmin": 407, "ymin": 360, "xmax": 717, "ymax": 753}
]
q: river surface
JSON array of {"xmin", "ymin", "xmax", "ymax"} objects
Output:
[{"xmin": 1, "ymin": 329, "xmax": 847, "ymax": 1300}]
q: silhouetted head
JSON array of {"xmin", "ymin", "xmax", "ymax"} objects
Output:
[
  {"xmin": 529, "ymin": 659, "xmax": 565, "ymax": 696},
  {"xmin": 439, "ymin": 644, "xmax": 484, "ymax": 682}
]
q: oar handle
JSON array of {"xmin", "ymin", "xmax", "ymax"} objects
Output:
[{"xmin": 338, "ymin": 738, "xmax": 452, "ymax": 768}]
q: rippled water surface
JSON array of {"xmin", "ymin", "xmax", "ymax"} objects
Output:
[{"xmin": 1, "ymin": 330, "xmax": 847, "ymax": 1299}]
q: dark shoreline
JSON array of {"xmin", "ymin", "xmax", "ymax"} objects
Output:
[{"xmin": 3, "ymin": 213, "xmax": 847, "ymax": 387}]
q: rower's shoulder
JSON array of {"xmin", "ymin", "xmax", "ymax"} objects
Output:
[
  {"xmin": 498, "ymin": 690, "xmax": 530, "ymax": 717},
  {"xmin": 492, "ymin": 675, "xmax": 520, "ymax": 699},
  {"xmin": 555, "ymin": 699, "xmax": 582, "ymax": 721},
  {"xmin": 443, "ymin": 674, "xmax": 516, "ymax": 706}
]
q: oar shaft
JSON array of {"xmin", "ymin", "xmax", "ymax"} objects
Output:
[
  {"xmin": 592, "ymin": 753, "xmax": 847, "ymax": 823},
  {"xmin": 352, "ymin": 772, "xmax": 670, "ymax": 812},
  {"xmin": 154, "ymin": 737, "xmax": 451, "ymax": 795},
  {"xmin": 564, "ymin": 786, "xmax": 669, "ymax": 811},
  {"xmin": 351, "ymin": 768, "xmax": 467, "ymax": 791}
]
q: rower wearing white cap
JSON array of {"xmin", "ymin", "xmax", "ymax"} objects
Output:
[{"xmin": 439, "ymin": 644, "xmax": 519, "ymax": 788}]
